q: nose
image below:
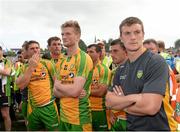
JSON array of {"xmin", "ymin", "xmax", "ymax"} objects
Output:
[{"xmin": 129, "ymin": 33, "xmax": 136, "ymax": 40}]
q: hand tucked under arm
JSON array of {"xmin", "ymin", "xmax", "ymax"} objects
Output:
[
  {"xmin": 105, "ymin": 91, "xmax": 137, "ymax": 110},
  {"xmin": 90, "ymin": 83, "xmax": 107, "ymax": 97}
]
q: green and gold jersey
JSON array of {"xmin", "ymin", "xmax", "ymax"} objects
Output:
[
  {"xmin": 23, "ymin": 59, "xmax": 55, "ymax": 107},
  {"xmin": 57, "ymin": 48, "xmax": 93, "ymax": 125},
  {"xmin": 90, "ymin": 61, "xmax": 111, "ymax": 111}
]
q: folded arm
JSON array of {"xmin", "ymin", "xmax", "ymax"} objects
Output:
[{"xmin": 53, "ymin": 76, "xmax": 86, "ymax": 98}]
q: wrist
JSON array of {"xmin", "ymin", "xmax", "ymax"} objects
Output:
[{"xmin": 107, "ymin": 105, "xmax": 112, "ymax": 110}]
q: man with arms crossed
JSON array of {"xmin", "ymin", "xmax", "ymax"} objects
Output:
[
  {"xmin": 87, "ymin": 44, "xmax": 111, "ymax": 131},
  {"xmin": 53, "ymin": 20, "xmax": 93, "ymax": 131},
  {"xmin": 109, "ymin": 39, "xmax": 128, "ymax": 131},
  {"xmin": 106, "ymin": 17, "xmax": 178, "ymax": 131}
]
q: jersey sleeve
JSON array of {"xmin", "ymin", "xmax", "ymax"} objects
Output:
[
  {"xmin": 99, "ymin": 64, "xmax": 111, "ymax": 85},
  {"xmin": 76, "ymin": 52, "xmax": 93, "ymax": 79},
  {"xmin": 143, "ymin": 55, "xmax": 169, "ymax": 95}
]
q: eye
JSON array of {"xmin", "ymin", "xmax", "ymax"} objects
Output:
[{"xmin": 134, "ymin": 30, "xmax": 141, "ymax": 35}]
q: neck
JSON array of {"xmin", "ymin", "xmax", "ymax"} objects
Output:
[
  {"xmin": 67, "ymin": 44, "xmax": 78, "ymax": 56},
  {"xmin": 93, "ymin": 59, "xmax": 99, "ymax": 67},
  {"xmin": 118, "ymin": 57, "xmax": 128, "ymax": 65},
  {"xmin": 127, "ymin": 46, "xmax": 146, "ymax": 62}
]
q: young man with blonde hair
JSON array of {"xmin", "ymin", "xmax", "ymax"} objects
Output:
[{"xmin": 54, "ymin": 20, "xmax": 93, "ymax": 131}]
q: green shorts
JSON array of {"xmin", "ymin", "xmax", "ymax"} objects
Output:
[
  {"xmin": 91, "ymin": 110, "xmax": 108, "ymax": 131},
  {"xmin": 27, "ymin": 102, "xmax": 59, "ymax": 131},
  {"xmin": 22, "ymin": 101, "xmax": 27, "ymax": 119},
  {"xmin": 59, "ymin": 120, "xmax": 92, "ymax": 131},
  {"xmin": 110, "ymin": 118, "xmax": 127, "ymax": 131}
]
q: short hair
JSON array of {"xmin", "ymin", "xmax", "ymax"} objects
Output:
[
  {"xmin": 0, "ymin": 46, "xmax": 2, "ymax": 50},
  {"xmin": 25, "ymin": 40, "xmax": 39, "ymax": 50},
  {"xmin": 47, "ymin": 36, "xmax": 61, "ymax": 46},
  {"xmin": 61, "ymin": 20, "xmax": 81, "ymax": 35},
  {"xmin": 17, "ymin": 49, "xmax": 22, "ymax": 54},
  {"xmin": 119, "ymin": 17, "xmax": 144, "ymax": 36},
  {"xmin": 87, "ymin": 44, "xmax": 102, "ymax": 53},
  {"xmin": 143, "ymin": 39, "xmax": 158, "ymax": 46},
  {"xmin": 22, "ymin": 41, "xmax": 29, "ymax": 48},
  {"xmin": 157, "ymin": 40, "xmax": 165, "ymax": 49},
  {"xmin": 110, "ymin": 39, "xmax": 126, "ymax": 51}
]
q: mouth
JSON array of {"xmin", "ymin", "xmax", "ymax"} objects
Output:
[{"xmin": 130, "ymin": 42, "xmax": 137, "ymax": 45}]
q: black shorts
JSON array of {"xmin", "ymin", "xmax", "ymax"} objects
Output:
[{"xmin": 0, "ymin": 96, "xmax": 9, "ymax": 107}]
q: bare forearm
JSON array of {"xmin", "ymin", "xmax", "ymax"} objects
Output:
[
  {"xmin": 124, "ymin": 107, "xmax": 146, "ymax": 116},
  {"xmin": 54, "ymin": 81, "xmax": 82, "ymax": 98},
  {"xmin": 16, "ymin": 67, "xmax": 34, "ymax": 90},
  {"xmin": 106, "ymin": 93, "xmax": 137, "ymax": 110},
  {"xmin": 53, "ymin": 87, "xmax": 66, "ymax": 98},
  {"xmin": 111, "ymin": 100, "xmax": 135, "ymax": 110},
  {"xmin": 125, "ymin": 93, "xmax": 163, "ymax": 116},
  {"xmin": 56, "ymin": 84, "xmax": 81, "ymax": 97}
]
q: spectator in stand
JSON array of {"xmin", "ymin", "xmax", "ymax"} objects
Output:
[{"xmin": 157, "ymin": 40, "xmax": 178, "ymax": 74}]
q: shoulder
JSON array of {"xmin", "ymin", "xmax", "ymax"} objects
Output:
[
  {"xmin": 100, "ymin": 63, "xmax": 111, "ymax": 73},
  {"xmin": 149, "ymin": 53, "xmax": 167, "ymax": 67},
  {"xmin": 116, "ymin": 60, "xmax": 128, "ymax": 72},
  {"xmin": 77, "ymin": 50, "xmax": 93, "ymax": 67},
  {"xmin": 40, "ymin": 59, "xmax": 53, "ymax": 68}
]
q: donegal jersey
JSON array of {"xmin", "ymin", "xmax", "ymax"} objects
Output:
[
  {"xmin": 57, "ymin": 48, "xmax": 93, "ymax": 125},
  {"xmin": 23, "ymin": 59, "xmax": 55, "ymax": 107},
  {"xmin": 90, "ymin": 61, "xmax": 111, "ymax": 111}
]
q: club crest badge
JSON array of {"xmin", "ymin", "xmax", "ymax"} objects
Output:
[{"xmin": 137, "ymin": 70, "xmax": 143, "ymax": 79}]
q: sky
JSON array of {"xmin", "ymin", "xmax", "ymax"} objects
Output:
[{"xmin": 0, "ymin": 0, "xmax": 180, "ymax": 50}]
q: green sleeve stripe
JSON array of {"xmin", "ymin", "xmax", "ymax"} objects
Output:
[
  {"xmin": 102, "ymin": 64, "xmax": 109, "ymax": 84},
  {"xmin": 79, "ymin": 69, "xmax": 93, "ymax": 124},
  {"xmin": 97, "ymin": 65, "xmax": 102, "ymax": 82},
  {"xmin": 77, "ymin": 51, "xmax": 86, "ymax": 76}
]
